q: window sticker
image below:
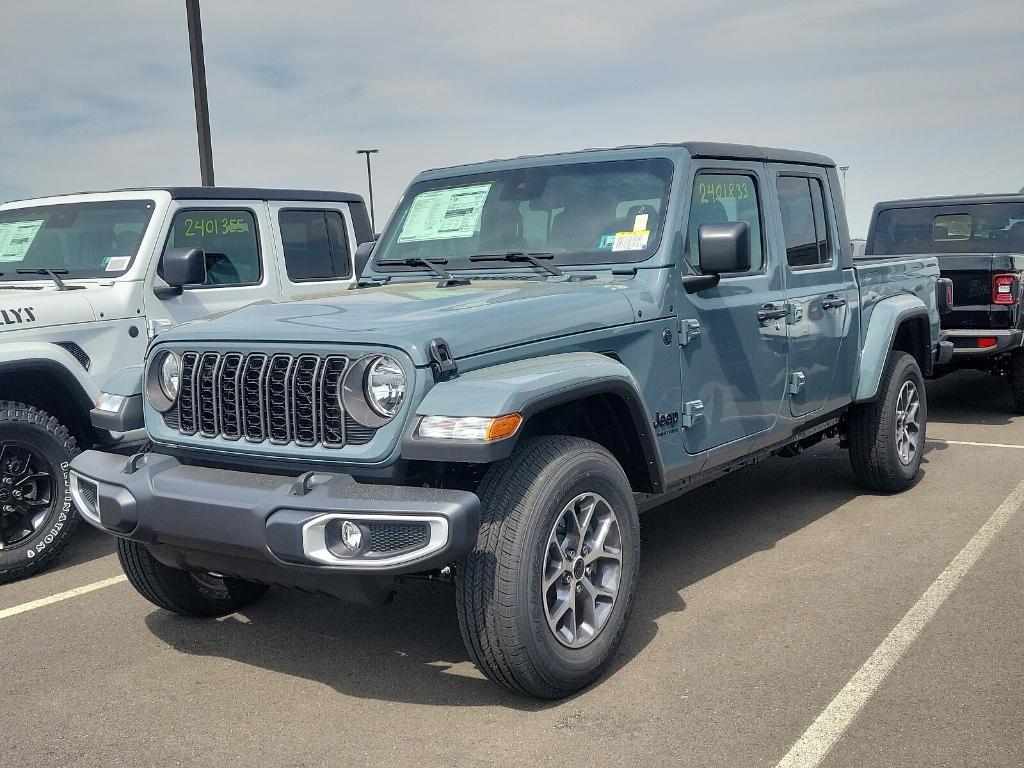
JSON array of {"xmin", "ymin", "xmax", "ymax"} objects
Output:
[
  {"xmin": 397, "ymin": 183, "xmax": 492, "ymax": 242},
  {"xmin": 633, "ymin": 213, "xmax": 649, "ymax": 231},
  {"xmin": 0, "ymin": 220, "xmax": 44, "ymax": 262},
  {"xmin": 104, "ymin": 256, "xmax": 131, "ymax": 272},
  {"xmin": 597, "ymin": 233, "xmax": 617, "ymax": 250},
  {"xmin": 612, "ymin": 230, "xmax": 650, "ymax": 252}
]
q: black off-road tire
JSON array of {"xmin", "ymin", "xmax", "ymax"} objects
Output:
[
  {"xmin": 117, "ymin": 538, "xmax": 268, "ymax": 617},
  {"xmin": 1008, "ymin": 348, "xmax": 1024, "ymax": 414},
  {"xmin": 848, "ymin": 352, "xmax": 927, "ymax": 492},
  {"xmin": 456, "ymin": 436, "xmax": 640, "ymax": 698},
  {"xmin": 0, "ymin": 402, "xmax": 80, "ymax": 584}
]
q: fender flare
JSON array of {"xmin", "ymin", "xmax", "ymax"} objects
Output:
[
  {"xmin": 401, "ymin": 351, "xmax": 665, "ymax": 491},
  {"xmin": 854, "ymin": 295, "xmax": 931, "ymax": 402},
  {"xmin": 0, "ymin": 344, "xmax": 98, "ymax": 411}
]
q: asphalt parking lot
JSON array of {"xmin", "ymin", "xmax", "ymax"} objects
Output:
[{"xmin": 2, "ymin": 371, "xmax": 1022, "ymax": 768}]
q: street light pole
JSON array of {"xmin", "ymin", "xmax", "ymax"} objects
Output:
[
  {"xmin": 356, "ymin": 149, "xmax": 380, "ymax": 232},
  {"xmin": 186, "ymin": 0, "xmax": 215, "ymax": 186},
  {"xmin": 839, "ymin": 165, "xmax": 850, "ymax": 201}
]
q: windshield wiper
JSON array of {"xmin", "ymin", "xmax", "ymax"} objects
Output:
[
  {"xmin": 375, "ymin": 257, "xmax": 470, "ymax": 287},
  {"xmin": 15, "ymin": 268, "xmax": 85, "ymax": 291},
  {"xmin": 470, "ymin": 252, "xmax": 564, "ymax": 276}
]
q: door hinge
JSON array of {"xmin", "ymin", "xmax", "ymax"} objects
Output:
[
  {"xmin": 789, "ymin": 371, "xmax": 806, "ymax": 394},
  {"xmin": 682, "ymin": 399, "xmax": 705, "ymax": 428},
  {"xmin": 678, "ymin": 319, "xmax": 701, "ymax": 346},
  {"xmin": 787, "ymin": 303, "xmax": 804, "ymax": 325}
]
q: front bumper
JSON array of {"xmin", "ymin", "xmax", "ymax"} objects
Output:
[
  {"xmin": 69, "ymin": 450, "xmax": 480, "ymax": 605},
  {"xmin": 940, "ymin": 329, "xmax": 1024, "ymax": 359}
]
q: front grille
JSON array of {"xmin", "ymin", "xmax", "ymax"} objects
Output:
[
  {"xmin": 165, "ymin": 351, "xmax": 372, "ymax": 449},
  {"xmin": 367, "ymin": 522, "xmax": 430, "ymax": 554}
]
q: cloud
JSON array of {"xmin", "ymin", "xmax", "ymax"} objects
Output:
[{"xmin": 1, "ymin": 0, "xmax": 1022, "ymax": 235}]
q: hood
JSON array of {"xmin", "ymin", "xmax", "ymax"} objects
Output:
[
  {"xmin": 0, "ymin": 285, "xmax": 98, "ymax": 332},
  {"xmin": 164, "ymin": 278, "xmax": 637, "ymax": 365}
]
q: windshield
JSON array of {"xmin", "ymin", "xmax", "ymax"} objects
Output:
[
  {"xmin": 373, "ymin": 158, "xmax": 674, "ymax": 271},
  {"xmin": 871, "ymin": 202, "xmax": 1024, "ymax": 255},
  {"xmin": 0, "ymin": 199, "xmax": 156, "ymax": 280}
]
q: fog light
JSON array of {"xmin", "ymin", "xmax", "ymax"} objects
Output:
[{"xmin": 340, "ymin": 520, "xmax": 362, "ymax": 551}]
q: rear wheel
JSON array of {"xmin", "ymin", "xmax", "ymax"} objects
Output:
[
  {"xmin": 1008, "ymin": 348, "xmax": 1024, "ymax": 414},
  {"xmin": 456, "ymin": 436, "xmax": 640, "ymax": 698},
  {"xmin": 0, "ymin": 402, "xmax": 80, "ymax": 584},
  {"xmin": 848, "ymin": 352, "xmax": 926, "ymax": 492},
  {"xmin": 116, "ymin": 538, "xmax": 268, "ymax": 617}
]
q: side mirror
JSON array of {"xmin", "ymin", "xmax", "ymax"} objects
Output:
[
  {"xmin": 161, "ymin": 247, "xmax": 207, "ymax": 290},
  {"xmin": 682, "ymin": 222, "xmax": 751, "ymax": 294},
  {"xmin": 700, "ymin": 221, "xmax": 751, "ymax": 274},
  {"xmin": 353, "ymin": 241, "xmax": 375, "ymax": 279}
]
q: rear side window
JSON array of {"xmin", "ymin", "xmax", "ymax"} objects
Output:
[
  {"xmin": 162, "ymin": 209, "xmax": 261, "ymax": 286},
  {"xmin": 686, "ymin": 173, "xmax": 764, "ymax": 271},
  {"xmin": 778, "ymin": 176, "xmax": 832, "ymax": 268},
  {"xmin": 279, "ymin": 209, "xmax": 352, "ymax": 281}
]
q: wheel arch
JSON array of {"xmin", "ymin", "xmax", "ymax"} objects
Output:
[
  {"xmin": 0, "ymin": 358, "xmax": 100, "ymax": 448},
  {"xmin": 855, "ymin": 295, "xmax": 933, "ymax": 403},
  {"xmin": 401, "ymin": 352, "xmax": 665, "ymax": 494}
]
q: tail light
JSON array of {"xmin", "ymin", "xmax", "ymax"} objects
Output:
[
  {"xmin": 977, "ymin": 337, "xmax": 998, "ymax": 348},
  {"xmin": 936, "ymin": 278, "xmax": 953, "ymax": 314},
  {"xmin": 992, "ymin": 273, "xmax": 1019, "ymax": 305}
]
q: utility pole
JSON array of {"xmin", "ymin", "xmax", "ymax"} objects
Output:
[
  {"xmin": 839, "ymin": 165, "xmax": 850, "ymax": 201},
  {"xmin": 356, "ymin": 149, "xmax": 380, "ymax": 232},
  {"xmin": 186, "ymin": 0, "xmax": 215, "ymax": 186}
]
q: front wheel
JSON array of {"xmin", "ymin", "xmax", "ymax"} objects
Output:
[
  {"xmin": 117, "ymin": 538, "xmax": 268, "ymax": 617},
  {"xmin": 456, "ymin": 436, "xmax": 640, "ymax": 698},
  {"xmin": 0, "ymin": 402, "xmax": 80, "ymax": 584},
  {"xmin": 847, "ymin": 351, "xmax": 927, "ymax": 492}
]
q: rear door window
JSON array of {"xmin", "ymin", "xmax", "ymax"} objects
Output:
[
  {"xmin": 778, "ymin": 176, "xmax": 832, "ymax": 268},
  {"xmin": 279, "ymin": 209, "xmax": 352, "ymax": 281},
  {"xmin": 162, "ymin": 209, "xmax": 261, "ymax": 286}
]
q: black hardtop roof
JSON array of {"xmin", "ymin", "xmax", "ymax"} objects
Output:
[
  {"xmin": 7, "ymin": 187, "xmax": 365, "ymax": 205},
  {"xmin": 421, "ymin": 141, "xmax": 835, "ymax": 175},
  {"xmin": 873, "ymin": 193, "xmax": 1024, "ymax": 210}
]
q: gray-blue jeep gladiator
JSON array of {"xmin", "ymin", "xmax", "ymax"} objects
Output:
[
  {"xmin": 71, "ymin": 143, "xmax": 946, "ymax": 698},
  {"xmin": 866, "ymin": 193, "xmax": 1024, "ymax": 410}
]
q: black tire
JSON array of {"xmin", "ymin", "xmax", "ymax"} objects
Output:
[
  {"xmin": 848, "ymin": 351, "xmax": 927, "ymax": 492},
  {"xmin": 0, "ymin": 401, "xmax": 80, "ymax": 584},
  {"xmin": 117, "ymin": 538, "xmax": 268, "ymax": 617},
  {"xmin": 1009, "ymin": 349, "xmax": 1024, "ymax": 414},
  {"xmin": 456, "ymin": 436, "xmax": 640, "ymax": 698}
]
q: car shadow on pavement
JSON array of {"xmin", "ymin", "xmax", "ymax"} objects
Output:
[
  {"xmin": 143, "ymin": 443, "xmax": 900, "ymax": 711},
  {"xmin": 926, "ymin": 370, "xmax": 1016, "ymax": 426},
  {"xmin": 45, "ymin": 523, "xmax": 116, "ymax": 574}
]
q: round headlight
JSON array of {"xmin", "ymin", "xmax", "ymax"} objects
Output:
[
  {"xmin": 364, "ymin": 355, "xmax": 406, "ymax": 417},
  {"xmin": 158, "ymin": 352, "xmax": 181, "ymax": 401}
]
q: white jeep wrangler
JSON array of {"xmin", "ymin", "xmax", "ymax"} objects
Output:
[{"xmin": 0, "ymin": 186, "xmax": 373, "ymax": 581}]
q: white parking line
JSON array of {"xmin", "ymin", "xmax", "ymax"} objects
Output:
[
  {"xmin": 928, "ymin": 438, "xmax": 1024, "ymax": 450},
  {"xmin": 775, "ymin": 474, "xmax": 1024, "ymax": 768},
  {"xmin": 0, "ymin": 575, "xmax": 127, "ymax": 621}
]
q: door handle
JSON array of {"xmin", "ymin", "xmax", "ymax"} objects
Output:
[
  {"xmin": 822, "ymin": 294, "xmax": 847, "ymax": 310},
  {"xmin": 757, "ymin": 304, "xmax": 789, "ymax": 324}
]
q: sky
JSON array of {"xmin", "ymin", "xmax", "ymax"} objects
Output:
[{"xmin": 1, "ymin": 0, "xmax": 1022, "ymax": 237}]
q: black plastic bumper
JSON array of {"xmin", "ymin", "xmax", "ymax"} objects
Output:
[
  {"xmin": 941, "ymin": 328, "xmax": 1024, "ymax": 359},
  {"xmin": 69, "ymin": 450, "xmax": 480, "ymax": 605}
]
